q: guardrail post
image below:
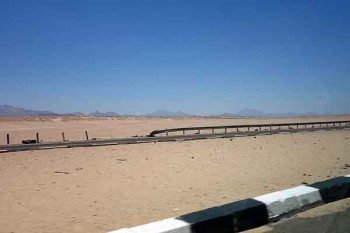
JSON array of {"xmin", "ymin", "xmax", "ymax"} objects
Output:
[
  {"xmin": 270, "ymin": 125, "xmax": 272, "ymax": 130},
  {"xmin": 198, "ymin": 129, "xmax": 200, "ymax": 134},
  {"xmin": 320, "ymin": 123, "xmax": 321, "ymax": 128},
  {"xmin": 212, "ymin": 129, "xmax": 214, "ymax": 134},
  {"xmin": 183, "ymin": 130, "xmax": 185, "ymax": 135},
  {"xmin": 166, "ymin": 131, "xmax": 168, "ymax": 136},
  {"xmin": 36, "ymin": 132, "xmax": 40, "ymax": 143},
  {"xmin": 259, "ymin": 126, "xmax": 261, "ymax": 131},
  {"xmin": 225, "ymin": 128, "xmax": 227, "ymax": 133},
  {"xmin": 248, "ymin": 126, "xmax": 250, "ymax": 131},
  {"xmin": 62, "ymin": 132, "xmax": 66, "ymax": 141},
  {"xmin": 236, "ymin": 127, "xmax": 239, "ymax": 132},
  {"xmin": 7, "ymin": 133, "xmax": 10, "ymax": 144},
  {"xmin": 85, "ymin": 131, "xmax": 89, "ymax": 140}
]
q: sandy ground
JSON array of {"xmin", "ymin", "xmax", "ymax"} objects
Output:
[
  {"xmin": 0, "ymin": 116, "xmax": 349, "ymax": 232},
  {"xmin": 1, "ymin": 115, "xmax": 349, "ymax": 144}
]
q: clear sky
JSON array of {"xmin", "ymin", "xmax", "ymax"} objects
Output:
[{"xmin": 1, "ymin": 0, "xmax": 349, "ymax": 115}]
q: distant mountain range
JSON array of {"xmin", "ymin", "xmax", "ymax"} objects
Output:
[
  {"xmin": 145, "ymin": 110, "xmax": 189, "ymax": 117},
  {"xmin": 90, "ymin": 110, "xmax": 121, "ymax": 117},
  {"xmin": 0, "ymin": 105, "xmax": 60, "ymax": 116},
  {"xmin": 0, "ymin": 104, "xmax": 335, "ymax": 117},
  {"xmin": 0, "ymin": 105, "xmax": 124, "ymax": 117},
  {"xmin": 217, "ymin": 108, "xmax": 321, "ymax": 118}
]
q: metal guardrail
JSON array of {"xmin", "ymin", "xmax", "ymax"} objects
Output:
[
  {"xmin": 1, "ymin": 120, "xmax": 349, "ymax": 153},
  {"xmin": 148, "ymin": 120, "xmax": 350, "ymax": 137}
]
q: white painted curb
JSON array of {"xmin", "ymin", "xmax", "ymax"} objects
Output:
[
  {"xmin": 109, "ymin": 219, "xmax": 192, "ymax": 233},
  {"xmin": 109, "ymin": 228, "xmax": 134, "ymax": 233},
  {"xmin": 253, "ymin": 185, "xmax": 322, "ymax": 219}
]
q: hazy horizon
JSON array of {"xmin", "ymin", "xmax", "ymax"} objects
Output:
[
  {"xmin": 1, "ymin": 0, "xmax": 350, "ymax": 115},
  {"xmin": 1, "ymin": 103, "xmax": 349, "ymax": 116}
]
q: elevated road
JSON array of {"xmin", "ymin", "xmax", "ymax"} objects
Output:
[
  {"xmin": 0, "ymin": 121, "xmax": 349, "ymax": 153},
  {"xmin": 149, "ymin": 120, "xmax": 350, "ymax": 136}
]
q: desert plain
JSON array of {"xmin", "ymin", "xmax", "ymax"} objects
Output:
[{"xmin": 0, "ymin": 115, "xmax": 350, "ymax": 232}]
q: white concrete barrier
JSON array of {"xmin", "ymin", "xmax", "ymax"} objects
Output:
[
  {"xmin": 128, "ymin": 218, "xmax": 191, "ymax": 233},
  {"xmin": 253, "ymin": 185, "xmax": 322, "ymax": 220}
]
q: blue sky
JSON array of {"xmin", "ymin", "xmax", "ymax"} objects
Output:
[{"xmin": 1, "ymin": 0, "xmax": 349, "ymax": 115}]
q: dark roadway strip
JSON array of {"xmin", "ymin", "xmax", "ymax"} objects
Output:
[{"xmin": 0, "ymin": 126, "xmax": 349, "ymax": 153}]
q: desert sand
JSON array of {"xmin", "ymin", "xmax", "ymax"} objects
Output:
[{"xmin": 0, "ymin": 116, "xmax": 349, "ymax": 232}]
